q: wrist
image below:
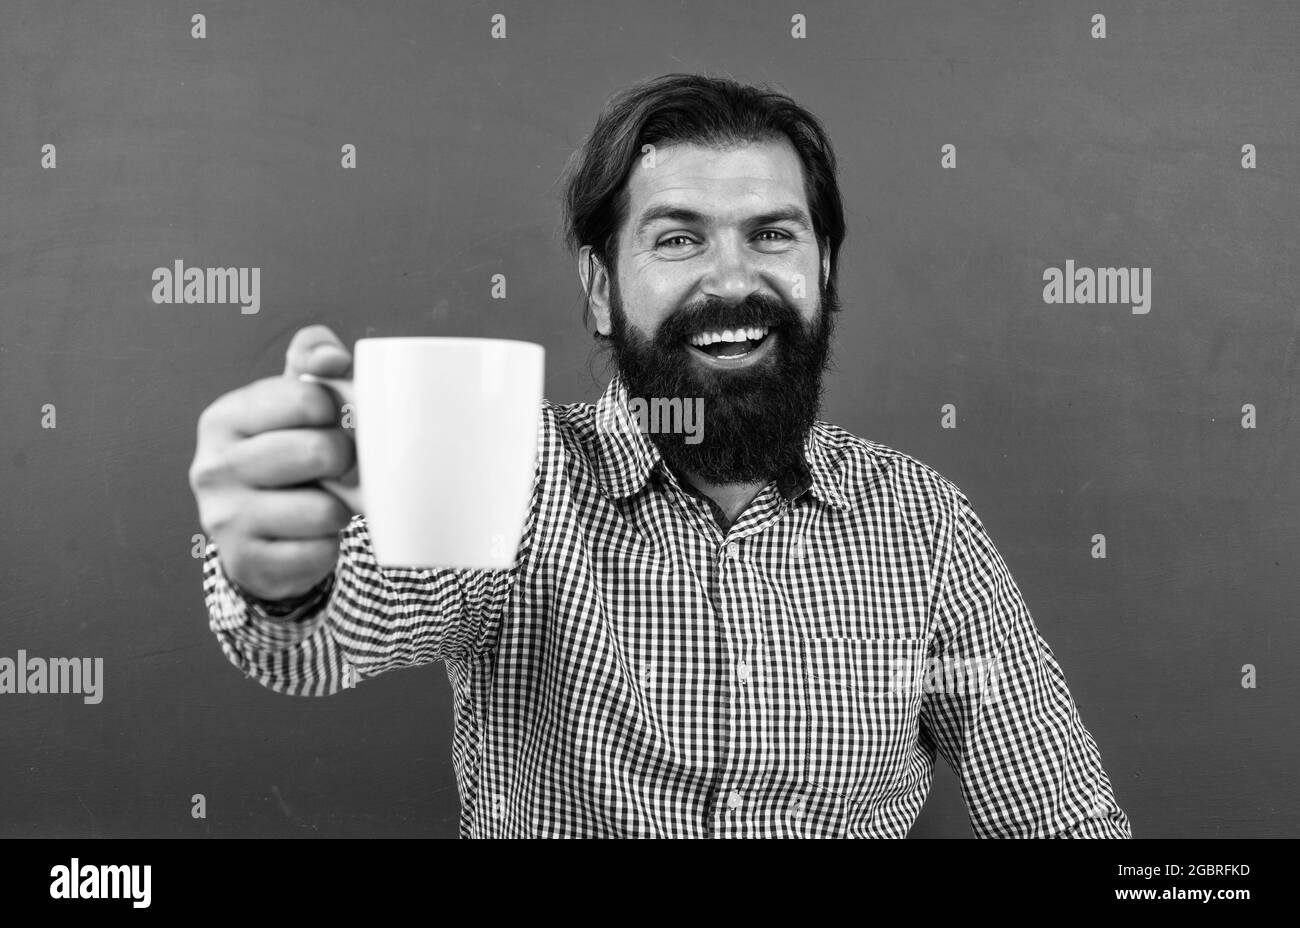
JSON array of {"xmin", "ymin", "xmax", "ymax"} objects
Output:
[{"xmin": 234, "ymin": 573, "xmax": 334, "ymax": 619}]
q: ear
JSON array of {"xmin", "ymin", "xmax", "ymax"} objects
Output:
[
  {"xmin": 820, "ymin": 246, "xmax": 830, "ymax": 291},
  {"xmin": 579, "ymin": 245, "xmax": 614, "ymax": 336}
]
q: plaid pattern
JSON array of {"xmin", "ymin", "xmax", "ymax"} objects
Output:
[{"xmin": 203, "ymin": 373, "xmax": 1131, "ymax": 838}]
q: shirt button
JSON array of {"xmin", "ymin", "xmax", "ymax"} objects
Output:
[
  {"xmin": 491, "ymin": 795, "xmax": 504, "ymax": 817},
  {"xmin": 642, "ymin": 665, "xmax": 653, "ymax": 687},
  {"xmin": 791, "ymin": 535, "xmax": 804, "ymax": 560},
  {"xmin": 726, "ymin": 541, "xmax": 739, "ymax": 559},
  {"xmin": 737, "ymin": 661, "xmax": 751, "ymax": 684},
  {"xmin": 726, "ymin": 790, "xmax": 742, "ymax": 811},
  {"xmin": 791, "ymin": 796, "xmax": 806, "ymax": 819}
]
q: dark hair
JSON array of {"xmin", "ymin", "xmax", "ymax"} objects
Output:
[{"xmin": 558, "ymin": 72, "xmax": 847, "ymax": 334}]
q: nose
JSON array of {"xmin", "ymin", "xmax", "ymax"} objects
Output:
[{"xmin": 699, "ymin": 233, "xmax": 762, "ymax": 305}]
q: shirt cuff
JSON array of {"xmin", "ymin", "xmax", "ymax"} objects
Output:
[{"xmin": 203, "ymin": 542, "xmax": 334, "ymax": 651}]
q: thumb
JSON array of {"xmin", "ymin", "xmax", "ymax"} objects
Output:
[{"xmin": 284, "ymin": 324, "xmax": 352, "ymax": 377}]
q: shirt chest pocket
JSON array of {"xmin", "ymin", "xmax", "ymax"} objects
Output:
[{"xmin": 802, "ymin": 636, "xmax": 928, "ymax": 806}]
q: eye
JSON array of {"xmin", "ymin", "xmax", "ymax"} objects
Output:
[{"xmin": 655, "ymin": 230, "xmax": 793, "ymax": 249}]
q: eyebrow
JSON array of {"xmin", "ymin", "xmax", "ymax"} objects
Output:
[{"xmin": 632, "ymin": 204, "xmax": 813, "ymax": 240}]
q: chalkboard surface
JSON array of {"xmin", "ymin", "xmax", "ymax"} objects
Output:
[{"xmin": 1, "ymin": 0, "xmax": 1296, "ymax": 837}]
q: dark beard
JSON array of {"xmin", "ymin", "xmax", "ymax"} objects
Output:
[{"xmin": 606, "ymin": 277, "xmax": 837, "ymax": 485}]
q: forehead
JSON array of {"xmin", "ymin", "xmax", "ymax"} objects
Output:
[{"xmin": 623, "ymin": 138, "xmax": 808, "ymax": 232}]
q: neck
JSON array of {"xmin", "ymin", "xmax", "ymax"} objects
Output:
[{"xmin": 678, "ymin": 469, "xmax": 767, "ymax": 524}]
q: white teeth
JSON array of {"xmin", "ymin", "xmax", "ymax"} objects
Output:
[{"xmin": 688, "ymin": 325, "xmax": 770, "ymax": 347}]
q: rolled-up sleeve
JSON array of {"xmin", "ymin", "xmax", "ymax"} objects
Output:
[{"xmin": 920, "ymin": 492, "xmax": 1132, "ymax": 838}]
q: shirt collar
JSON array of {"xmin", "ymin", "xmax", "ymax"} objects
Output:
[{"xmin": 589, "ymin": 372, "xmax": 851, "ymax": 512}]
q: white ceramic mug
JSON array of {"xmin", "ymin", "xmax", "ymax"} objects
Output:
[{"xmin": 301, "ymin": 337, "xmax": 544, "ymax": 569}]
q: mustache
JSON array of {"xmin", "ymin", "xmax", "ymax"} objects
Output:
[{"xmin": 652, "ymin": 294, "xmax": 806, "ymax": 345}]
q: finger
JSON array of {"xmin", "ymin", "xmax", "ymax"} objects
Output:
[
  {"xmin": 200, "ymin": 377, "xmax": 341, "ymax": 440},
  {"xmin": 242, "ymin": 488, "xmax": 355, "ymax": 539},
  {"xmin": 228, "ymin": 428, "xmax": 355, "ymax": 487},
  {"xmin": 284, "ymin": 325, "xmax": 352, "ymax": 378}
]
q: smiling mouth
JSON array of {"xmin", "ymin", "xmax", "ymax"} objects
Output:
[{"xmin": 686, "ymin": 325, "xmax": 772, "ymax": 360}]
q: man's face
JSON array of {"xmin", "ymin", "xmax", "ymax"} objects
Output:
[{"xmin": 582, "ymin": 138, "xmax": 837, "ymax": 484}]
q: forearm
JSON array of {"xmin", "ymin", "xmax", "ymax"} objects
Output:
[{"xmin": 203, "ymin": 518, "xmax": 506, "ymax": 695}]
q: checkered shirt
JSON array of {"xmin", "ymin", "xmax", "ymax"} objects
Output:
[{"xmin": 203, "ymin": 373, "xmax": 1132, "ymax": 838}]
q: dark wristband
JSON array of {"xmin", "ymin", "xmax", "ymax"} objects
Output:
[{"xmin": 237, "ymin": 573, "xmax": 335, "ymax": 618}]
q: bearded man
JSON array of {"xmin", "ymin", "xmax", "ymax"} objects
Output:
[{"xmin": 189, "ymin": 73, "xmax": 1131, "ymax": 839}]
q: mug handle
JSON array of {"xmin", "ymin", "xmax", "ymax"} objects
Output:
[{"xmin": 298, "ymin": 373, "xmax": 364, "ymax": 514}]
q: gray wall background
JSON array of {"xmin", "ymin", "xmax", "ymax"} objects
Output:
[{"xmin": 1, "ymin": 0, "xmax": 1296, "ymax": 837}]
